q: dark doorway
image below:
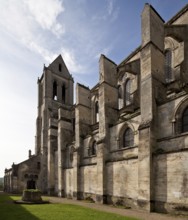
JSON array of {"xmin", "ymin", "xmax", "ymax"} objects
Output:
[{"xmin": 27, "ymin": 180, "xmax": 36, "ymax": 189}]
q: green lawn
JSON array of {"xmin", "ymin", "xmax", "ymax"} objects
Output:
[{"xmin": 0, "ymin": 193, "xmax": 139, "ymax": 220}]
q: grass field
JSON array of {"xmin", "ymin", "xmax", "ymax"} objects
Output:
[{"xmin": 0, "ymin": 193, "xmax": 139, "ymax": 220}]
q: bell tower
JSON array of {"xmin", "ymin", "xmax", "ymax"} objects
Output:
[{"xmin": 35, "ymin": 55, "xmax": 74, "ymax": 193}]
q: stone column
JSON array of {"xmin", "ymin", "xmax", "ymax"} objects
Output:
[
  {"xmin": 96, "ymin": 55, "xmax": 117, "ymax": 204},
  {"xmin": 138, "ymin": 3, "xmax": 164, "ymax": 211},
  {"xmin": 57, "ymin": 125, "xmax": 64, "ymax": 197},
  {"xmin": 96, "ymin": 140, "xmax": 106, "ymax": 204},
  {"xmin": 57, "ymin": 107, "xmax": 73, "ymax": 197},
  {"xmin": 47, "ymin": 137, "xmax": 55, "ymax": 195},
  {"xmin": 73, "ymin": 149, "xmax": 80, "ymax": 200},
  {"xmin": 74, "ymin": 84, "xmax": 91, "ymax": 199}
]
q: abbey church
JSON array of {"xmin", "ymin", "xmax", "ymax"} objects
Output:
[{"xmin": 4, "ymin": 4, "xmax": 188, "ymax": 214}]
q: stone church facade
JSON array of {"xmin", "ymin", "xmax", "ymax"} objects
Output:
[{"xmin": 4, "ymin": 4, "xmax": 188, "ymax": 214}]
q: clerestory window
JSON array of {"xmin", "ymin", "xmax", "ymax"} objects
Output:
[
  {"xmin": 118, "ymin": 84, "xmax": 123, "ymax": 109},
  {"xmin": 95, "ymin": 101, "xmax": 99, "ymax": 123},
  {"xmin": 165, "ymin": 49, "xmax": 173, "ymax": 83},
  {"xmin": 125, "ymin": 79, "xmax": 131, "ymax": 106}
]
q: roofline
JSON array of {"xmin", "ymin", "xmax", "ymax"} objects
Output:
[
  {"xmin": 101, "ymin": 54, "xmax": 117, "ymax": 66},
  {"xmin": 146, "ymin": 3, "xmax": 165, "ymax": 23},
  {"xmin": 91, "ymin": 83, "xmax": 99, "ymax": 92},
  {"xmin": 77, "ymin": 83, "xmax": 90, "ymax": 90},
  {"xmin": 166, "ymin": 4, "xmax": 188, "ymax": 25},
  {"xmin": 5, "ymin": 155, "xmax": 40, "ymax": 173},
  {"xmin": 118, "ymin": 45, "xmax": 141, "ymax": 67}
]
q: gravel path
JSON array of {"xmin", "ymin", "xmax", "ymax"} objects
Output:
[{"xmin": 45, "ymin": 196, "xmax": 187, "ymax": 220}]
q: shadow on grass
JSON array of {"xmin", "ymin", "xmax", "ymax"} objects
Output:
[
  {"xmin": 0, "ymin": 192, "xmax": 39, "ymax": 220},
  {"xmin": 1, "ymin": 192, "xmax": 139, "ymax": 220}
]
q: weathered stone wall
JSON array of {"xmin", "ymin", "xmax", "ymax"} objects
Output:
[
  {"xmin": 106, "ymin": 159, "xmax": 138, "ymax": 207},
  {"xmin": 157, "ymin": 96, "xmax": 186, "ymax": 139},
  {"xmin": 154, "ymin": 151, "xmax": 188, "ymax": 213},
  {"xmin": 64, "ymin": 168, "xmax": 74, "ymax": 198},
  {"xmin": 80, "ymin": 165, "xmax": 97, "ymax": 199},
  {"xmin": 54, "ymin": 150, "xmax": 58, "ymax": 194},
  {"xmin": 109, "ymin": 114, "xmax": 141, "ymax": 152},
  {"xmin": 170, "ymin": 10, "xmax": 188, "ymax": 25}
]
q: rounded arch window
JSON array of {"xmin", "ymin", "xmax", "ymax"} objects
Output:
[
  {"xmin": 123, "ymin": 128, "xmax": 134, "ymax": 148},
  {"xmin": 174, "ymin": 99, "xmax": 188, "ymax": 134}
]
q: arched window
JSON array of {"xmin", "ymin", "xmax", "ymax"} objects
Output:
[
  {"xmin": 53, "ymin": 81, "xmax": 57, "ymax": 100},
  {"xmin": 118, "ymin": 85, "xmax": 122, "ymax": 98},
  {"xmin": 91, "ymin": 141, "xmax": 97, "ymax": 156},
  {"xmin": 62, "ymin": 84, "xmax": 66, "ymax": 104},
  {"xmin": 125, "ymin": 79, "xmax": 131, "ymax": 106},
  {"xmin": 123, "ymin": 128, "xmax": 134, "ymax": 148},
  {"xmin": 182, "ymin": 107, "xmax": 188, "ymax": 133},
  {"xmin": 165, "ymin": 49, "xmax": 172, "ymax": 83},
  {"xmin": 95, "ymin": 101, "xmax": 99, "ymax": 123},
  {"xmin": 59, "ymin": 64, "xmax": 62, "ymax": 72},
  {"xmin": 118, "ymin": 85, "xmax": 123, "ymax": 109}
]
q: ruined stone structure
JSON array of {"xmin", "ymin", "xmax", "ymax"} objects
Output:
[{"xmin": 4, "ymin": 4, "xmax": 188, "ymax": 214}]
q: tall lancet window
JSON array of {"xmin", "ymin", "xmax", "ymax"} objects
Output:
[
  {"xmin": 118, "ymin": 85, "xmax": 123, "ymax": 109},
  {"xmin": 62, "ymin": 84, "xmax": 66, "ymax": 104},
  {"xmin": 59, "ymin": 64, "xmax": 62, "ymax": 72},
  {"xmin": 125, "ymin": 79, "xmax": 131, "ymax": 106},
  {"xmin": 165, "ymin": 49, "xmax": 173, "ymax": 83},
  {"xmin": 95, "ymin": 101, "xmax": 99, "ymax": 123},
  {"xmin": 53, "ymin": 81, "xmax": 57, "ymax": 100}
]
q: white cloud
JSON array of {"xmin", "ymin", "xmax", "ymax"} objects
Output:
[
  {"xmin": 24, "ymin": 0, "xmax": 65, "ymax": 37},
  {"xmin": 0, "ymin": 0, "xmax": 65, "ymax": 65},
  {"xmin": 61, "ymin": 48, "xmax": 86, "ymax": 74},
  {"xmin": 94, "ymin": 46, "xmax": 112, "ymax": 60},
  {"xmin": 107, "ymin": 0, "xmax": 114, "ymax": 15},
  {"xmin": 0, "ymin": 0, "xmax": 116, "ymax": 78},
  {"xmin": 92, "ymin": 0, "xmax": 119, "ymax": 22},
  {"xmin": 107, "ymin": 0, "xmax": 119, "ymax": 21},
  {"xmin": 26, "ymin": 41, "xmax": 57, "ymax": 63}
]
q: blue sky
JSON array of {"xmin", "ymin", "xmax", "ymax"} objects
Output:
[{"xmin": 0, "ymin": 0, "xmax": 188, "ymax": 177}]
